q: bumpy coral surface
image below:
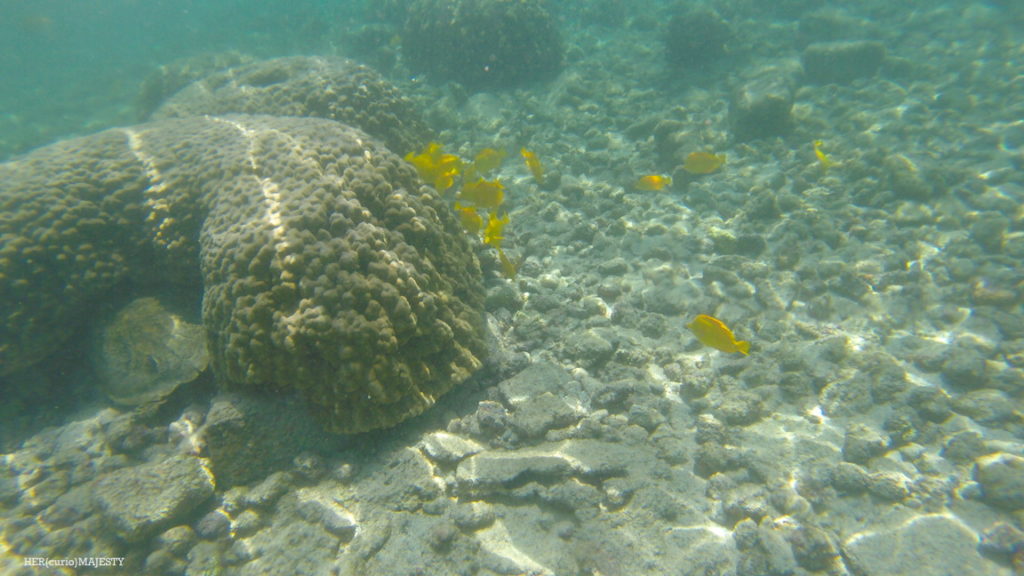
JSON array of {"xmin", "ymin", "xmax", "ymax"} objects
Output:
[
  {"xmin": 0, "ymin": 115, "xmax": 485, "ymax": 433},
  {"xmin": 136, "ymin": 51, "xmax": 253, "ymax": 120},
  {"xmin": 150, "ymin": 56, "xmax": 430, "ymax": 155},
  {"xmin": 402, "ymin": 0, "xmax": 563, "ymax": 90}
]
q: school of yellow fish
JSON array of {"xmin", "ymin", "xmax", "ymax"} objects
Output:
[
  {"xmin": 404, "ymin": 142, "xmax": 549, "ymax": 279},
  {"xmin": 406, "ymin": 140, "xmax": 774, "ymax": 355}
]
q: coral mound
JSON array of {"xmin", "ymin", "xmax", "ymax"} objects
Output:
[
  {"xmin": 150, "ymin": 56, "xmax": 430, "ymax": 155},
  {"xmin": 0, "ymin": 114, "xmax": 486, "ymax": 433},
  {"xmin": 402, "ymin": 0, "xmax": 563, "ymax": 90}
]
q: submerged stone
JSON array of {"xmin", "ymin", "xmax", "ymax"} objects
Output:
[
  {"xmin": 95, "ymin": 297, "xmax": 209, "ymax": 406},
  {"xmin": 842, "ymin": 514, "xmax": 992, "ymax": 576},
  {"xmin": 974, "ymin": 452, "xmax": 1024, "ymax": 510},
  {"xmin": 94, "ymin": 454, "xmax": 214, "ymax": 542},
  {"xmin": 729, "ymin": 74, "xmax": 794, "ymax": 142}
]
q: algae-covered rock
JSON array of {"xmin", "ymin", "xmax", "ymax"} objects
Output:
[
  {"xmin": 95, "ymin": 297, "xmax": 209, "ymax": 406},
  {"xmin": 729, "ymin": 73, "xmax": 794, "ymax": 142},
  {"xmin": 199, "ymin": 393, "xmax": 330, "ymax": 487},
  {"xmin": 402, "ymin": 0, "xmax": 563, "ymax": 90},
  {"xmin": 974, "ymin": 452, "xmax": 1024, "ymax": 510},
  {"xmin": 842, "ymin": 423, "xmax": 890, "ymax": 464},
  {"xmin": 94, "ymin": 454, "xmax": 215, "ymax": 542},
  {"xmin": 842, "ymin": 514, "xmax": 994, "ymax": 576}
]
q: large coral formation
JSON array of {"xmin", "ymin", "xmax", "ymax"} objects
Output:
[
  {"xmin": 402, "ymin": 0, "xmax": 563, "ymax": 90},
  {"xmin": 0, "ymin": 131, "xmax": 155, "ymax": 376},
  {"xmin": 149, "ymin": 56, "xmax": 430, "ymax": 155},
  {"xmin": 0, "ymin": 114, "xmax": 486, "ymax": 433}
]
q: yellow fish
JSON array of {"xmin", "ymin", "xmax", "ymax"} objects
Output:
[
  {"xmin": 520, "ymin": 147, "xmax": 544, "ymax": 184},
  {"xmin": 459, "ymin": 178, "xmax": 505, "ymax": 210},
  {"xmin": 471, "ymin": 148, "xmax": 506, "ymax": 175},
  {"xmin": 634, "ymin": 174, "xmax": 673, "ymax": 191},
  {"xmin": 483, "ymin": 210, "xmax": 510, "ymax": 249},
  {"xmin": 682, "ymin": 151, "xmax": 726, "ymax": 175},
  {"xmin": 686, "ymin": 314, "xmax": 750, "ymax": 355},
  {"xmin": 405, "ymin": 142, "xmax": 463, "ymax": 193},
  {"xmin": 454, "ymin": 202, "xmax": 483, "ymax": 235},
  {"xmin": 813, "ymin": 140, "xmax": 834, "ymax": 171},
  {"xmin": 497, "ymin": 248, "xmax": 520, "ymax": 279}
]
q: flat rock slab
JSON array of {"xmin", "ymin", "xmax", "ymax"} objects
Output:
[
  {"xmin": 497, "ymin": 361, "xmax": 576, "ymax": 406},
  {"xmin": 94, "ymin": 454, "xmax": 215, "ymax": 542},
  {"xmin": 455, "ymin": 439, "xmax": 634, "ymax": 495},
  {"xmin": 419, "ymin": 431, "xmax": 485, "ymax": 465},
  {"xmin": 842, "ymin": 514, "xmax": 1006, "ymax": 576}
]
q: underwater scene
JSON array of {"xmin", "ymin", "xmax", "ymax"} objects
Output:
[{"xmin": 1, "ymin": 0, "xmax": 1023, "ymax": 574}]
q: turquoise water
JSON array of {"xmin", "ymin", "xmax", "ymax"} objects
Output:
[
  {"xmin": 0, "ymin": 0, "xmax": 351, "ymax": 158},
  {"xmin": 1, "ymin": 1, "xmax": 1023, "ymax": 575}
]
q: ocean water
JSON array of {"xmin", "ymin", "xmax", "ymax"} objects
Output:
[{"xmin": 1, "ymin": 1, "xmax": 1023, "ymax": 575}]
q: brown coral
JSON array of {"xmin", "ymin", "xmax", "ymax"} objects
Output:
[
  {"xmin": 0, "ymin": 115, "xmax": 485, "ymax": 433},
  {"xmin": 149, "ymin": 56, "xmax": 430, "ymax": 155}
]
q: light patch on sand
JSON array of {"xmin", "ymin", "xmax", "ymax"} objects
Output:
[
  {"xmin": 904, "ymin": 368, "xmax": 938, "ymax": 388},
  {"xmin": 647, "ymin": 363, "xmax": 681, "ymax": 403},
  {"xmin": 475, "ymin": 520, "xmax": 555, "ymax": 576},
  {"xmin": 844, "ymin": 512, "xmax": 977, "ymax": 546},
  {"xmin": 806, "ymin": 404, "xmax": 828, "ymax": 423},
  {"xmin": 665, "ymin": 521, "xmax": 733, "ymax": 541},
  {"xmin": 846, "ymin": 333, "xmax": 870, "ymax": 352},
  {"xmin": 407, "ymin": 446, "xmax": 448, "ymax": 493}
]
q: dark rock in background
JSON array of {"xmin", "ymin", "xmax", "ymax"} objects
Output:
[
  {"xmin": 729, "ymin": 73, "xmax": 794, "ymax": 142},
  {"xmin": 402, "ymin": 0, "xmax": 563, "ymax": 90},
  {"xmin": 665, "ymin": 9, "xmax": 732, "ymax": 72},
  {"xmin": 802, "ymin": 40, "xmax": 886, "ymax": 85}
]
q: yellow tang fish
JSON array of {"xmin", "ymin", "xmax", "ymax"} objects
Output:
[
  {"xmin": 634, "ymin": 174, "xmax": 673, "ymax": 191},
  {"xmin": 471, "ymin": 148, "xmax": 506, "ymax": 175},
  {"xmin": 405, "ymin": 142, "xmax": 462, "ymax": 192},
  {"xmin": 459, "ymin": 177, "xmax": 505, "ymax": 210},
  {"xmin": 520, "ymin": 147, "xmax": 544, "ymax": 184},
  {"xmin": 483, "ymin": 210, "xmax": 510, "ymax": 249},
  {"xmin": 813, "ymin": 140, "xmax": 834, "ymax": 171},
  {"xmin": 454, "ymin": 202, "xmax": 483, "ymax": 235},
  {"xmin": 682, "ymin": 151, "xmax": 726, "ymax": 175},
  {"xmin": 686, "ymin": 314, "xmax": 750, "ymax": 355},
  {"xmin": 497, "ymin": 248, "xmax": 520, "ymax": 279}
]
